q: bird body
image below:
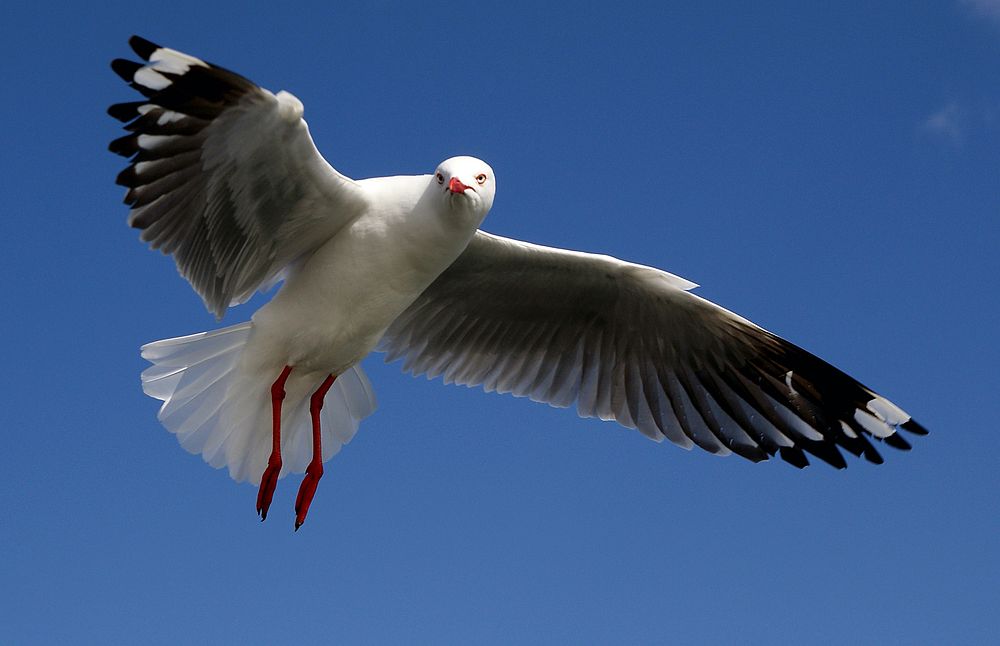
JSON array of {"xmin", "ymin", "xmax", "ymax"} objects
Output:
[
  {"xmin": 252, "ymin": 167, "xmax": 492, "ymax": 376},
  {"xmin": 110, "ymin": 36, "xmax": 927, "ymax": 529}
]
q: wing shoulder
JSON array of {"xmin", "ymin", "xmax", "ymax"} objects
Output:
[
  {"xmin": 381, "ymin": 230, "xmax": 927, "ymax": 468},
  {"xmin": 110, "ymin": 36, "xmax": 368, "ymax": 317}
]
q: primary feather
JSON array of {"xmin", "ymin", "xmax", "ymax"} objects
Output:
[{"xmin": 110, "ymin": 36, "xmax": 926, "ymax": 500}]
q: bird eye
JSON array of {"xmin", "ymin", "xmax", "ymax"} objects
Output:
[
  {"xmin": 475, "ymin": 173, "xmax": 487, "ymax": 185},
  {"xmin": 436, "ymin": 173, "xmax": 444, "ymax": 184}
]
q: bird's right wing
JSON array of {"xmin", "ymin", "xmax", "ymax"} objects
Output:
[
  {"xmin": 379, "ymin": 231, "xmax": 927, "ymax": 468},
  {"xmin": 109, "ymin": 36, "xmax": 368, "ymax": 318}
]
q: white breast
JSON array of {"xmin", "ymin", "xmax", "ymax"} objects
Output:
[{"xmin": 245, "ymin": 174, "xmax": 479, "ymax": 376}]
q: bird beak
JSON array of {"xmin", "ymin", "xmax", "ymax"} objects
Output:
[{"xmin": 448, "ymin": 177, "xmax": 470, "ymax": 194}]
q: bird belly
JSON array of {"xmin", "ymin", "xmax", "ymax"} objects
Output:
[{"xmin": 245, "ymin": 216, "xmax": 466, "ymax": 376}]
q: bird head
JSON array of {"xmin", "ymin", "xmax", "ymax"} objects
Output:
[{"xmin": 432, "ymin": 156, "xmax": 496, "ymax": 222}]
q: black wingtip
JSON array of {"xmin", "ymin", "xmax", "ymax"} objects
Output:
[
  {"xmin": 883, "ymin": 433, "xmax": 913, "ymax": 451},
  {"xmin": 111, "ymin": 58, "xmax": 141, "ymax": 82},
  {"xmin": 732, "ymin": 442, "xmax": 770, "ymax": 463},
  {"xmin": 108, "ymin": 133, "xmax": 138, "ymax": 157},
  {"xmin": 779, "ymin": 446, "xmax": 810, "ymax": 469},
  {"xmin": 115, "ymin": 165, "xmax": 138, "ymax": 188},
  {"xmin": 900, "ymin": 419, "xmax": 929, "ymax": 436},
  {"xmin": 107, "ymin": 101, "xmax": 144, "ymax": 122},
  {"xmin": 862, "ymin": 444, "xmax": 885, "ymax": 465},
  {"xmin": 129, "ymin": 35, "xmax": 160, "ymax": 60},
  {"xmin": 809, "ymin": 442, "xmax": 848, "ymax": 470}
]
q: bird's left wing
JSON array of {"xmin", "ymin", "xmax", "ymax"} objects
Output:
[
  {"xmin": 379, "ymin": 231, "xmax": 927, "ymax": 468},
  {"xmin": 109, "ymin": 36, "xmax": 368, "ymax": 318}
]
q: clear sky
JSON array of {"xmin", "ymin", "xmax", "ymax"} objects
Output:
[{"xmin": 2, "ymin": 1, "xmax": 998, "ymax": 643}]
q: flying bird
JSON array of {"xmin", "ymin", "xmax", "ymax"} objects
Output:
[{"xmin": 109, "ymin": 36, "xmax": 927, "ymax": 530}]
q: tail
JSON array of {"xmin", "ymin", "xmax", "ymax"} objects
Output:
[{"xmin": 139, "ymin": 322, "xmax": 377, "ymax": 484}]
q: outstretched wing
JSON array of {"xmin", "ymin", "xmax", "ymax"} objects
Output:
[
  {"xmin": 109, "ymin": 36, "xmax": 368, "ymax": 318},
  {"xmin": 379, "ymin": 231, "xmax": 928, "ymax": 468}
]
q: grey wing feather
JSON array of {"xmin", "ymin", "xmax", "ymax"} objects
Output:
[
  {"xmin": 110, "ymin": 36, "xmax": 367, "ymax": 318},
  {"xmin": 379, "ymin": 230, "xmax": 928, "ymax": 468}
]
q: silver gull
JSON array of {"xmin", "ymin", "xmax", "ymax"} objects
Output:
[{"xmin": 109, "ymin": 36, "xmax": 928, "ymax": 530}]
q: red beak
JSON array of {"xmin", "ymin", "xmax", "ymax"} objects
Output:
[{"xmin": 448, "ymin": 177, "xmax": 470, "ymax": 194}]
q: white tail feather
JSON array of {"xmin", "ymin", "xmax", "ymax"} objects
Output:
[{"xmin": 140, "ymin": 323, "xmax": 377, "ymax": 484}]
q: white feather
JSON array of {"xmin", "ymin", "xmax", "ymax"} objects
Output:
[{"xmin": 140, "ymin": 322, "xmax": 377, "ymax": 484}]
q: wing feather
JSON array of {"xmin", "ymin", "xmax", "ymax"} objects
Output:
[
  {"xmin": 379, "ymin": 230, "xmax": 926, "ymax": 467},
  {"xmin": 110, "ymin": 36, "xmax": 367, "ymax": 317}
]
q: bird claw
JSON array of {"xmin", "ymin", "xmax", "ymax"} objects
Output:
[
  {"xmin": 294, "ymin": 462, "xmax": 324, "ymax": 530},
  {"xmin": 256, "ymin": 457, "xmax": 282, "ymax": 521}
]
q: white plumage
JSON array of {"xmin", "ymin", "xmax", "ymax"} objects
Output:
[
  {"xmin": 140, "ymin": 324, "xmax": 376, "ymax": 484},
  {"xmin": 110, "ymin": 36, "xmax": 927, "ymax": 528}
]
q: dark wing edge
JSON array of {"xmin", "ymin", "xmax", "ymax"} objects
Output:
[
  {"xmin": 109, "ymin": 36, "xmax": 364, "ymax": 317},
  {"xmin": 379, "ymin": 231, "xmax": 928, "ymax": 469}
]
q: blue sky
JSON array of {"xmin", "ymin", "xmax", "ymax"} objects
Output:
[{"xmin": 2, "ymin": 1, "xmax": 999, "ymax": 643}]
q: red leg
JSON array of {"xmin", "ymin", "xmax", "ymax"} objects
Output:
[
  {"xmin": 295, "ymin": 373, "xmax": 336, "ymax": 530},
  {"xmin": 257, "ymin": 365, "xmax": 293, "ymax": 521}
]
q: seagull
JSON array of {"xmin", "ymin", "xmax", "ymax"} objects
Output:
[{"xmin": 109, "ymin": 36, "xmax": 927, "ymax": 530}]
